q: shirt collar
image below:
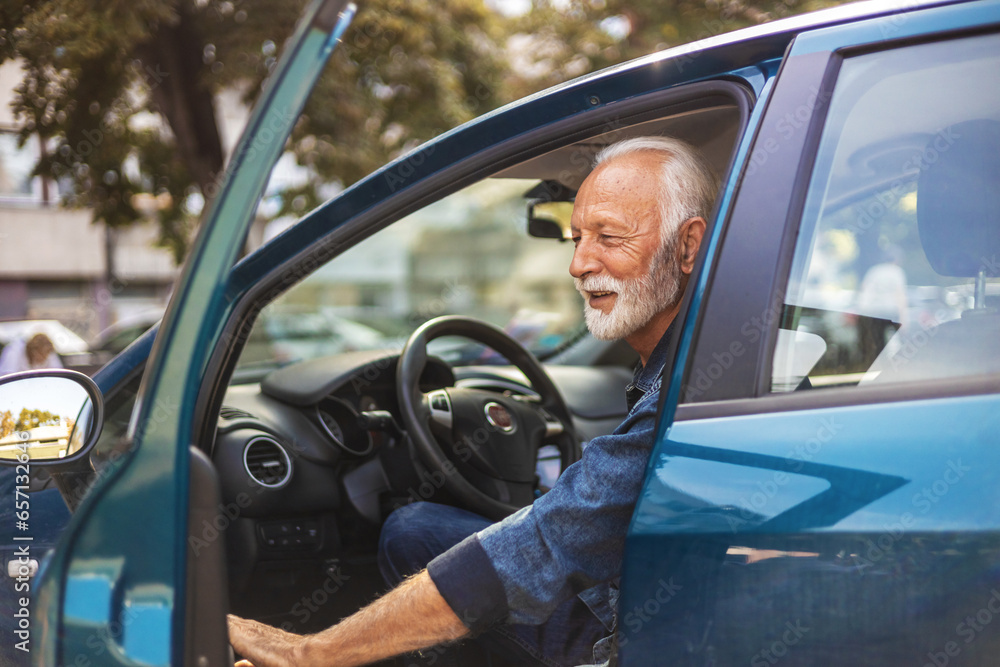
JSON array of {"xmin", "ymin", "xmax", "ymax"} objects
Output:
[
  {"xmin": 634, "ymin": 320, "xmax": 676, "ymax": 388},
  {"xmin": 625, "ymin": 320, "xmax": 676, "ymax": 410}
]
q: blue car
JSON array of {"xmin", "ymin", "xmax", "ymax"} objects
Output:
[{"xmin": 3, "ymin": 0, "xmax": 1000, "ymax": 664}]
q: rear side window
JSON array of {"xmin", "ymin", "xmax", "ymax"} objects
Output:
[{"xmin": 772, "ymin": 33, "xmax": 1000, "ymax": 392}]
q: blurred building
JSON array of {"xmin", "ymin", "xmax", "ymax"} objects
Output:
[{"xmin": 0, "ymin": 60, "xmax": 178, "ymax": 340}]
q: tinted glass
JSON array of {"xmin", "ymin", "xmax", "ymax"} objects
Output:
[
  {"xmin": 236, "ymin": 178, "xmax": 581, "ymax": 373},
  {"xmin": 773, "ymin": 33, "xmax": 1000, "ymax": 392}
]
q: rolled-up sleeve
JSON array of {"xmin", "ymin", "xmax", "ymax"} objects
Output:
[{"xmin": 427, "ymin": 387, "xmax": 661, "ymax": 628}]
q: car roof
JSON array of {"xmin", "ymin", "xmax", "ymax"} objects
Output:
[{"xmin": 573, "ymin": 0, "xmax": 964, "ymax": 84}]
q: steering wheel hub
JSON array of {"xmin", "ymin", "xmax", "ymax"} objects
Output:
[{"xmin": 484, "ymin": 402, "xmax": 515, "ymax": 433}]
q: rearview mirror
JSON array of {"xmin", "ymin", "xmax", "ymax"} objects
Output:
[
  {"xmin": 0, "ymin": 370, "xmax": 104, "ymax": 465},
  {"xmin": 527, "ymin": 200, "xmax": 574, "ymax": 241},
  {"xmin": 528, "ymin": 216, "xmax": 566, "ymax": 240}
]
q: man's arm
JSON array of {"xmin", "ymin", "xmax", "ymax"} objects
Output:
[{"xmin": 228, "ymin": 570, "xmax": 469, "ymax": 667}]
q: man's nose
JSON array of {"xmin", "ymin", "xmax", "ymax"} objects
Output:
[{"xmin": 569, "ymin": 239, "xmax": 601, "ymax": 279}]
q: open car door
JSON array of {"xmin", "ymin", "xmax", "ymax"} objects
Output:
[{"xmin": 32, "ymin": 3, "xmax": 358, "ymax": 665}]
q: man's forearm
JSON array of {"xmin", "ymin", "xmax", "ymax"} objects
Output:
[{"xmin": 228, "ymin": 570, "xmax": 469, "ymax": 667}]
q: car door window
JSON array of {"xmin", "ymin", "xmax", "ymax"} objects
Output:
[
  {"xmin": 235, "ymin": 178, "xmax": 582, "ymax": 374},
  {"xmin": 772, "ymin": 33, "xmax": 1000, "ymax": 392}
]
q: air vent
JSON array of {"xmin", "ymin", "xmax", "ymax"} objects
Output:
[
  {"xmin": 243, "ymin": 437, "xmax": 292, "ymax": 488},
  {"xmin": 220, "ymin": 406, "xmax": 255, "ymax": 421}
]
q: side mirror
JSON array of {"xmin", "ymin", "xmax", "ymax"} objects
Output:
[{"xmin": 0, "ymin": 370, "xmax": 103, "ymax": 465}]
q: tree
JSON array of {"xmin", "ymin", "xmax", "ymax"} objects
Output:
[
  {"xmin": 0, "ymin": 409, "xmax": 14, "ymax": 439},
  {"xmin": 0, "ymin": 0, "xmax": 508, "ymax": 261},
  {"xmin": 500, "ymin": 0, "xmax": 841, "ymax": 100},
  {"xmin": 1, "ymin": 0, "xmax": 837, "ymax": 262},
  {"xmin": 13, "ymin": 407, "xmax": 61, "ymax": 432}
]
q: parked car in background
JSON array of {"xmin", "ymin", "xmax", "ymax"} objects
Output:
[
  {"xmin": 3, "ymin": 0, "xmax": 1000, "ymax": 665},
  {"xmin": 236, "ymin": 308, "xmax": 387, "ymax": 371},
  {"xmin": 88, "ymin": 311, "xmax": 165, "ymax": 360}
]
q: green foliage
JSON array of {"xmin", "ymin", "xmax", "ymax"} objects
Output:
[
  {"xmin": 13, "ymin": 407, "xmax": 62, "ymax": 433},
  {"xmin": 502, "ymin": 0, "xmax": 841, "ymax": 98},
  {"xmin": 0, "ymin": 409, "xmax": 14, "ymax": 439},
  {"xmin": 0, "ymin": 0, "xmax": 841, "ymax": 262}
]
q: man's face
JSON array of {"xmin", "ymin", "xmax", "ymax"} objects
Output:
[{"xmin": 569, "ymin": 153, "xmax": 682, "ymax": 342}]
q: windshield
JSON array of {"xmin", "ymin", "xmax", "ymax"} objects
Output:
[{"xmin": 235, "ymin": 178, "xmax": 583, "ymax": 373}]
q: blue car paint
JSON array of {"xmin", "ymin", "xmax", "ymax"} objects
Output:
[{"xmin": 620, "ymin": 397, "xmax": 1000, "ymax": 664}]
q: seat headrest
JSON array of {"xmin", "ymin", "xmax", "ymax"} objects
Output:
[{"xmin": 917, "ymin": 119, "xmax": 1000, "ymax": 277}]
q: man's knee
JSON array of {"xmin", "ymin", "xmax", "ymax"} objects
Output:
[
  {"xmin": 378, "ymin": 502, "xmax": 445, "ymax": 584},
  {"xmin": 381, "ymin": 502, "xmax": 438, "ymax": 547}
]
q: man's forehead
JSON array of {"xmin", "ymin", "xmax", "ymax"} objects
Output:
[{"xmin": 571, "ymin": 162, "xmax": 662, "ymax": 232}]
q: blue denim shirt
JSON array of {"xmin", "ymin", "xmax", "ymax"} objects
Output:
[{"xmin": 427, "ymin": 325, "xmax": 674, "ymax": 637}]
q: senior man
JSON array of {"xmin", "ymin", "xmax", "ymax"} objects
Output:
[{"xmin": 228, "ymin": 135, "xmax": 718, "ymax": 667}]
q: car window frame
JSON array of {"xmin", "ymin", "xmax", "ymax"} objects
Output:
[
  {"xmin": 677, "ymin": 5, "xmax": 1000, "ymax": 421},
  {"xmin": 192, "ymin": 78, "xmax": 759, "ymax": 454}
]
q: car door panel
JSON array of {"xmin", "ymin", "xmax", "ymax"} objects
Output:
[
  {"xmin": 622, "ymin": 3, "xmax": 1000, "ymax": 665},
  {"xmin": 33, "ymin": 4, "xmax": 358, "ymax": 665}
]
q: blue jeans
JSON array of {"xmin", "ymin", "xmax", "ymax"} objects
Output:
[{"xmin": 378, "ymin": 502, "xmax": 608, "ymax": 667}]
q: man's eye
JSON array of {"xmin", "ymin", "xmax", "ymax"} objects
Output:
[{"xmin": 571, "ymin": 236, "xmax": 581, "ymax": 245}]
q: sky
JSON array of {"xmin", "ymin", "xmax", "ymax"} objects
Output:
[{"xmin": 0, "ymin": 375, "xmax": 91, "ymax": 425}]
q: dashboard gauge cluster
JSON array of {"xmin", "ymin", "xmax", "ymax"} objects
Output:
[{"xmin": 316, "ymin": 396, "xmax": 374, "ymax": 456}]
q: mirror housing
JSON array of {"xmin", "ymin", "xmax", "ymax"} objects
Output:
[
  {"xmin": 527, "ymin": 214, "xmax": 566, "ymax": 241},
  {"xmin": 0, "ymin": 370, "xmax": 104, "ymax": 465},
  {"xmin": 525, "ymin": 180, "xmax": 575, "ymax": 242}
]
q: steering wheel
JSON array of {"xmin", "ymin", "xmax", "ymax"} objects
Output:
[{"xmin": 397, "ymin": 316, "xmax": 581, "ymax": 520}]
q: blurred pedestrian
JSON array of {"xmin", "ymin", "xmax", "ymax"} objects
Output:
[{"xmin": 0, "ymin": 332, "xmax": 63, "ymax": 376}]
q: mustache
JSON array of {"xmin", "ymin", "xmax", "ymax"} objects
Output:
[{"xmin": 574, "ymin": 274, "xmax": 630, "ymax": 295}]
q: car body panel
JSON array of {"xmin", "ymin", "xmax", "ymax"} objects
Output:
[
  {"xmin": 621, "ymin": 395, "xmax": 1000, "ymax": 664},
  {"xmin": 621, "ymin": 2, "xmax": 1000, "ymax": 664}
]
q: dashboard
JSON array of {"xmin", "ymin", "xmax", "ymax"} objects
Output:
[{"xmin": 210, "ymin": 349, "xmax": 632, "ymax": 622}]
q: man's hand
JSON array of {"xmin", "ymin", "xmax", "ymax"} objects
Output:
[
  {"xmin": 228, "ymin": 614, "xmax": 301, "ymax": 667},
  {"xmin": 227, "ymin": 570, "xmax": 470, "ymax": 667}
]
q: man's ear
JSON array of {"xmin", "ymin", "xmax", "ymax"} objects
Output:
[{"xmin": 678, "ymin": 217, "xmax": 706, "ymax": 275}]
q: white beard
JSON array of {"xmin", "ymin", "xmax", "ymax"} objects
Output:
[{"xmin": 575, "ymin": 243, "xmax": 681, "ymax": 341}]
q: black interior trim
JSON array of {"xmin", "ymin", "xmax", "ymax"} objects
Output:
[
  {"xmin": 753, "ymin": 54, "xmax": 843, "ymax": 398},
  {"xmin": 654, "ymin": 84, "xmax": 755, "ymax": 417},
  {"xmin": 185, "ymin": 447, "xmax": 230, "ymax": 667},
  {"xmin": 681, "ymin": 49, "xmax": 835, "ymax": 404}
]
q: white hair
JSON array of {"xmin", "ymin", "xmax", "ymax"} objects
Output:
[{"xmin": 592, "ymin": 136, "xmax": 719, "ymax": 245}]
